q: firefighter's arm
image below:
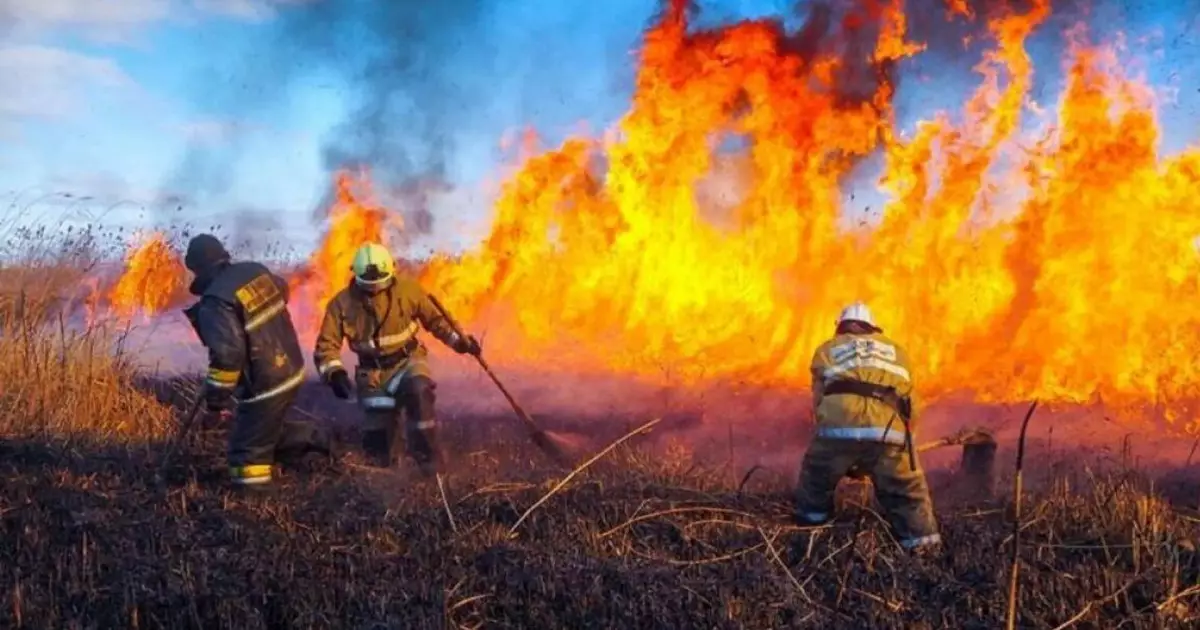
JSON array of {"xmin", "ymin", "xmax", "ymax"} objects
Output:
[
  {"xmin": 898, "ymin": 347, "xmax": 919, "ymax": 429},
  {"xmin": 809, "ymin": 346, "xmax": 825, "ymax": 412},
  {"xmin": 312, "ymin": 300, "xmax": 346, "ymax": 382},
  {"xmin": 195, "ymin": 298, "xmax": 245, "ymax": 410},
  {"xmin": 810, "ymin": 367, "xmax": 825, "ymax": 411}
]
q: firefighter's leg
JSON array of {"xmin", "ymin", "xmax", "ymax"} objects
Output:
[
  {"xmin": 357, "ymin": 367, "xmax": 401, "ymax": 467},
  {"xmin": 360, "ymin": 406, "xmax": 400, "ymax": 467},
  {"xmin": 795, "ymin": 437, "xmax": 856, "ymax": 525},
  {"xmin": 227, "ymin": 388, "xmax": 294, "ymax": 488},
  {"xmin": 869, "ymin": 444, "xmax": 941, "ymax": 550},
  {"xmin": 397, "ymin": 375, "xmax": 441, "ymax": 474}
]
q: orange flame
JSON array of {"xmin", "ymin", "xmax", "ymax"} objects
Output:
[
  {"xmin": 107, "ymin": 232, "xmax": 184, "ymax": 321},
  {"xmin": 286, "ymin": 170, "xmax": 400, "ymax": 334},
  {"xmin": 101, "ymin": 1, "xmax": 1200, "ymax": 432},
  {"xmin": 414, "ymin": 0, "xmax": 1200, "ymax": 430}
]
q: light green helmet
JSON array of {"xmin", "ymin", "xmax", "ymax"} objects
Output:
[{"xmin": 350, "ymin": 243, "xmax": 395, "ymax": 288}]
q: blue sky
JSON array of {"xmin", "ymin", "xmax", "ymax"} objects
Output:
[{"xmin": 0, "ymin": 0, "xmax": 1198, "ymax": 257}]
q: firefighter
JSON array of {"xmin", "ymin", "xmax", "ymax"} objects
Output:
[
  {"xmin": 183, "ymin": 234, "xmax": 331, "ymax": 488},
  {"xmin": 794, "ymin": 302, "xmax": 941, "ymax": 551},
  {"xmin": 312, "ymin": 242, "xmax": 480, "ymax": 473}
]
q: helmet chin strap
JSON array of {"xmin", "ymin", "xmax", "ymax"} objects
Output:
[{"xmin": 355, "ymin": 276, "xmax": 394, "ymax": 293}]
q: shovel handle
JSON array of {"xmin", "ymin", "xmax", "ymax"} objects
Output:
[{"xmin": 160, "ymin": 386, "xmax": 205, "ymax": 474}]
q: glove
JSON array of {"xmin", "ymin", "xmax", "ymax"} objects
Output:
[
  {"xmin": 328, "ymin": 368, "xmax": 353, "ymax": 400},
  {"xmin": 452, "ymin": 333, "xmax": 481, "ymax": 356},
  {"xmin": 203, "ymin": 383, "xmax": 235, "ymax": 414}
]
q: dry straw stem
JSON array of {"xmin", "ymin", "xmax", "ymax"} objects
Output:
[
  {"xmin": 599, "ymin": 506, "xmax": 766, "ymax": 539},
  {"xmin": 436, "ymin": 473, "xmax": 459, "ymax": 533},
  {"xmin": 757, "ymin": 525, "xmax": 814, "ymax": 604},
  {"xmin": 508, "ymin": 416, "xmax": 662, "ymax": 536},
  {"xmin": 1051, "ymin": 574, "xmax": 1144, "ymax": 630},
  {"xmin": 1006, "ymin": 399, "xmax": 1041, "ymax": 630}
]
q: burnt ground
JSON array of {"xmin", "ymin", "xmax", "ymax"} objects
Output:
[{"xmin": 2, "ymin": 380, "xmax": 1199, "ymax": 629}]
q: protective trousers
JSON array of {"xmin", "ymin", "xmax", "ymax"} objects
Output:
[
  {"xmin": 227, "ymin": 386, "xmax": 330, "ymax": 486},
  {"xmin": 795, "ymin": 437, "xmax": 941, "ymax": 550},
  {"xmin": 355, "ymin": 358, "xmax": 441, "ymax": 471}
]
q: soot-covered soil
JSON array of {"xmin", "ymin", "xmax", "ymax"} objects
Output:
[{"xmin": 2, "ymin": 382, "xmax": 1199, "ymax": 629}]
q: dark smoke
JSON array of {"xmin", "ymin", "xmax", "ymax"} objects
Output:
[
  {"xmin": 162, "ymin": 0, "xmax": 1114, "ymax": 232},
  {"xmin": 164, "ymin": 0, "xmax": 490, "ymax": 235}
]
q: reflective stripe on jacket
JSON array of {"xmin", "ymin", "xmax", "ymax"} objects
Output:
[
  {"xmin": 184, "ymin": 261, "xmax": 306, "ymax": 404},
  {"xmin": 810, "ymin": 332, "xmax": 917, "ymax": 444},
  {"xmin": 312, "ymin": 276, "xmax": 460, "ymax": 382}
]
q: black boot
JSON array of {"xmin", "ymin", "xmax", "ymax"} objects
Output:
[{"xmin": 362, "ymin": 429, "xmax": 393, "ymax": 468}]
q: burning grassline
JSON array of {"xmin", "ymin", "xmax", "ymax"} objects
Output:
[{"xmin": 96, "ymin": 0, "xmax": 1200, "ymax": 434}]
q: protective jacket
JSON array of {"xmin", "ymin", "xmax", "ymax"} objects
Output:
[
  {"xmin": 184, "ymin": 261, "xmax": 307, "ymax": 408},
  {"xmin": 798, "ymin": 330, "xmax": 939, "ymax": 550},
  {"xmin": 809, "ymin": 331, "xmax": 917, "ymax": 445},
  {"xmin": 313, "ymin": 276, "xmax": 460, "ymax": 406}
]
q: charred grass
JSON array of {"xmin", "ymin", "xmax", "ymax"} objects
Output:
[{"xmin": 2, "ymin": 379, "xmax": 1200, "ymax": 629}]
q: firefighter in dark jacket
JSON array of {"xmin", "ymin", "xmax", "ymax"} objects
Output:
[
  {"xmin": 795, "ymin": 302, "xmax": 941, "ymax": 551},
  {"xmin": 313, "ymin": 243, "xmax": 480, "ymax": 473},
  {"xmin": 183, "ymin": 234, "xmax": 330, "ymax": 488}
]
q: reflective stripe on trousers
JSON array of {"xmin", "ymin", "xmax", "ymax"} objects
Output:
[
  {"xmin": 360, "ymin": 395, "xmax": 436, "ymax": 430},
  {"xmin": 798, "ymin": 511, "xmax": 829, "ymax": 524},
  {"xmin": 229, "ymin": 463, "xmax": 272, "ymax": 484},
  {"xmin": 901, "ymin": 533, "xmax": 941, "ymax": 549},
  {"xmin": 815, "ymin": 425, "xmax": 907, "ymax": 445},
  {"xmin": 317, "ymin": 359, "xmax": 344, "ymax": 377}
]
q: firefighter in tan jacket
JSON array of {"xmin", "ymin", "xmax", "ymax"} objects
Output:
[
  {"xmin": 313, "ymin": 243, "xmax": 480, "ymax": 472},
  {"xmin": 795, "ymin": 302, "xmax": 941, "ymax": 551}
]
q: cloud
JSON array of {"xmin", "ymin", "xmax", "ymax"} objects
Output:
[
  {"xmin": 190, "ymin": 0, "xmax": 314, "ymax": 22},
  {"xmin": 0, "ymin": 45, "xmax": 135, "ymax": 119},
  {"xmin": 0, "ymin": 0, "xmax": 312, "ymax": 42},
  {"xmin": 0, "ymin": 0, "xmax": 170, "ymax": 43},
  {"xmin": 178, "ymin": 118, "xmax": 249, "ymax": 145}
]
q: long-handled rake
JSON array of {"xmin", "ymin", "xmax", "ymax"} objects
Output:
[{"xmin": 427, "ymin": 294, "xmax": 578, "ymax": 467}]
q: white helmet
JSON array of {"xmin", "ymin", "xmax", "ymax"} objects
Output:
[
  {"xmin": 350, "ymin": 243, "xmax": 395, "ymax": 289},
  {"xmin": 836, "ymin": 302, "xmax": 876, "ymax": 327}
]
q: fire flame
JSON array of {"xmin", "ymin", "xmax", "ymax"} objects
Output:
[
  {"xmin": 104, "ymin": 1, "xmax": 1200, "ymax": 431},
  {"xmin": 107, "ymin": 232, "xmax": 184, "ymax": 322},
  {"xmin": 287, "ymin": 170, "xmax": 400, "ymax": 332},
  {"xmin": 422, "ymin": 0, "xmax": 1200, "ymax": 429}
]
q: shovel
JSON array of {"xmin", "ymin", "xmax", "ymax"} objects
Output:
[
  {"xmin": 427, "ymin": 294, "xmax": 577, "ymax": 467},
  {"xmin": 844, "ymin": 427, "xmax": 998, "ymax": 497}
]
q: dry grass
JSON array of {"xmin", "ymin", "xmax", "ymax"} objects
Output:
[
  {"xmin": 0, "ymin": 227, "xmax": 172, "ymax": 442},
  {"xmin": 0, "ymin": 231, "xmax": 1198, "ymax": 629}
]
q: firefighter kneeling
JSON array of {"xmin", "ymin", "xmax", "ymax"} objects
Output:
[
  {"xmin": 183, "ymin": 234, "xmax": 331, "ymax": 489},
  {"xmin": 313, "ymin": 243, "xmax": 480, "ymax": 473},
  {"xmin": 795, "ymin": 302, "xmax": 941, "ymax": 552}
]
